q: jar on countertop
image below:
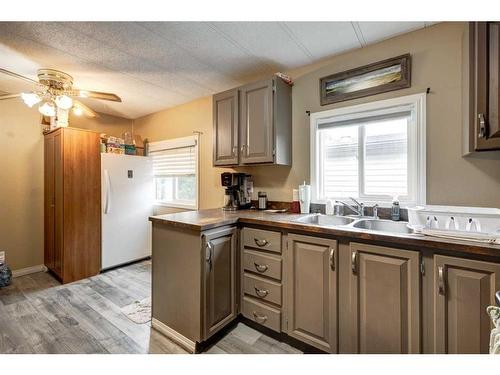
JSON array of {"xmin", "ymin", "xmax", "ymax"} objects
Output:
[{"xmin": 258, "ymin": 192, "xmax": 268, "ymax": 210}]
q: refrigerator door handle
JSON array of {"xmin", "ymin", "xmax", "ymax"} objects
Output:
[{"xmin": 104, "ymin": 169, "xmax": 111, "ymax": 214}]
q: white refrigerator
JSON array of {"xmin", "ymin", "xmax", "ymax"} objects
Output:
[{"xmin": 101, "ymin": 153, "xmax": 153, "ymax": 270}]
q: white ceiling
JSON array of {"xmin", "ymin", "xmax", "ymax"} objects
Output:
[{"xmin": 0, "ymin": 22, "xmax": 435, "ymax": 119}]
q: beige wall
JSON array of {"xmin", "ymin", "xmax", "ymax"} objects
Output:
[
  {"xmin": 0, "ymin": 100, "xmax": 133, "ymax": 270},
  {"xmin": 134, "ymin": 96, "xmax": 235, "ymax": 213},
  {"xmin": 136, "ymin": 22, "xmax": 500, "ymax": 210}
]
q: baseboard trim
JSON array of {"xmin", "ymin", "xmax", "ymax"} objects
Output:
[
  {"xmin": 12, "ymin": 264, "xmax": 48, "ymax": 278},
  {"xmin": 151, "ymin": 318, "xmax": 197, "ymax": 353}
]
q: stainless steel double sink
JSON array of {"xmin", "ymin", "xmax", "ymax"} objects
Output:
[{"xmin": 293, "ymin": 214, "xmax": 412, "ymax": 234}]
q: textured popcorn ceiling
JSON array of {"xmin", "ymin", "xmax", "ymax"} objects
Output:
[{"xmin": 0, "ymin": 22, "xmax": 434, "ymax": 119}]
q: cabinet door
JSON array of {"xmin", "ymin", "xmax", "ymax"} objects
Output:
[
  {"xmin": 349, "ymin": 243, "xmax": 420, "ymax": 353},
  {"xmin": 44, "ymin": 134, "xmax": 55, "ymax": 271},
  {"xmin": 434, "ymin": 255, "xmax": 500, "ymax": 353},
  {"xmin": 213, "ymin": 89, "xmax": 239, "ymax": 166},
  {"xmin": 471, "ymin": 22, "xmax": 500, "ymax": 150},
  {"xmin": 286, "ymin": 234, "xmax": 337, "ymax": 353},
  {"xmin": 203, "ymin": 227, "xmax": 237, "ymax": 339},
  {"xmin": 239, "ymin": 79, "xmax": 274, "ymax": 164},
  {"xmin": 53, "ymin": 131, "xmax": 63, "ymax": 278}
]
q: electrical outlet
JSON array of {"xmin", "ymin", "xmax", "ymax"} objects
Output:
[{"xmin": 0, "ymin": 251, "xmax": 4, "ymax": 264}]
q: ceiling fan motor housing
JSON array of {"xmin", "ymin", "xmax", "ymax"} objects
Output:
[{"xmin": 37, "ymin": 69, "xmax": 74, "ymax": 91}]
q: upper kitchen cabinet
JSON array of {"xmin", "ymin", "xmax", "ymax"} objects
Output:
[
  {"xmin": 212, "ymin": 77, "xmax": 292, "ymax": 166},
  {"xmin": 213, "ymin": 89, "xmax": 239, "ymax": 166},
  {"xmin": 466, "ymin": 22, "xmax": 500, "ymax": 152}
]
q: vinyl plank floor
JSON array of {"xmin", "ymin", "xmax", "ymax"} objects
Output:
[{"xmin": 0, "ymin": 261, "xmax": 301, "ymax": 354}]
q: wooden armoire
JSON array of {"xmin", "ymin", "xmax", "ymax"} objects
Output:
[{"xmin": 44, "ymin": 127, "xmax": 101, "ymax": 283}]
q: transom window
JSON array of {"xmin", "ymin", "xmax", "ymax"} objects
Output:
[{"xmin": 310, "ymin": 94, "xmax": 426, "ymax": 206}]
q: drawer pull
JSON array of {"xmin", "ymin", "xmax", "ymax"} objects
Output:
[
  {"xmin": 254, "ymin": 287, "xmax": 269, "ymax": 298},
  {"xmin": 438, "ymin": 266, "xmax": 446, "ymax": 296},
  {"xmin": 254, "ymin": 262, "xmax": 268, "ymax": 273},
  {"xmin": 252, "ymin": 311, "xmax": 268, "ymax": 323},
  {"xmin": 254, "ymin": 238, "xmax": 269, "ymax": 247}
]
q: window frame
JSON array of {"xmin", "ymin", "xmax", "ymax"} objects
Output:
[
  {"xmin": 310, "ymin": 93, "xmax": 426, "ymax": 207},
  {"xmin": 150, "ymin": 134, "xmax": 199, "ymax": 210}
]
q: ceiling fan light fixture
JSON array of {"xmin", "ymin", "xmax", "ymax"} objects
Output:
[
  {"xmin": 21, "ymin": 92, "xmax": 41, "ymax": 108},
  {"xmin": 38, "ymin": 100, "xmax": 56, "ymax": 117},
  {"xmin": 55, "ymin": 94, "xmax": 73, "ymax": 110},
  {"xmin": 72, "ymin": 105, "xmax": 83, "ymax": 116}
]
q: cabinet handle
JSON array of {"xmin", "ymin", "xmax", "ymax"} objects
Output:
[
  {"xmin": 254, "ymin": 262, "xmax": 268, "ymax": 273},
  {"xmin": 254, "ymin": 286, "xmax": 269, "ymax": 298},
  {"xmin": 478, "ymin": 113, "xmax": 487, "ymax": 138},
  {"xmin": 329, "ymin": 248, "xmax": 335, "ymax": 271},
  {"xmin": 206, "ymin": 241, "xmax": 213, "ymax": 271},
  {"xmin": 438, "ymin": 266, "xmax": 445, "ymax": 296},
  {"xmin": 232, "ymin": 146, "xmax": 238, "ymax": 156},
  {"xmin": 351, "ymin": 251, "xmax": 357, "ymax": 274},
  {"xmin": 254, "ymin": 238, "xmax": 269, "ymax": 247},
  {"xmin": 252, "ymin": 311, "xmax": 268, "ymax": 323},
  {"xmin": 241, "ymin": 144, "xmax": 247, "ymax": 155}
]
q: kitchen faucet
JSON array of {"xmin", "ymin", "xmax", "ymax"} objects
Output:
[{"xmin": 335, "ymin": 197, "xmax": 365, "ymax": 217}]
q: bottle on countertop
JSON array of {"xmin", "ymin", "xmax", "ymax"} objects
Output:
[{"xmin": 391, "ymin": 196, "xmax": 400, "ymax": 221}]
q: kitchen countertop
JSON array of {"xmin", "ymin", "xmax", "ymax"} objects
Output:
[{"xmin": 149, "ymin": 208, "xmax": 500, "ymax": 259}]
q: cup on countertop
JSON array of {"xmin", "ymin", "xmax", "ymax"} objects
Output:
[{"xmin": 298, "ymin": 182, "xmax": 311, "ymax": 214}]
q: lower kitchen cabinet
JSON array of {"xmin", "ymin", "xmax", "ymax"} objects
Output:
[
  {"xmin": 347, "ymin": 243, "xmax": 421, "ymax": 353},
  {"xmin": 286, "ymin": 234, "xmax": 338, "ymax": 353},
  {"xmin": 434, "ymin": 255, "xmax": 500, "ymax": 354},
  {"xmin": 203, "ymin": 226, "xmax": 238, "ymax": 340}
]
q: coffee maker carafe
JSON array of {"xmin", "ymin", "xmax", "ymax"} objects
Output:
[{"xmin": 221, "ymin": 172, "xmax": 252, "ymax": 211}]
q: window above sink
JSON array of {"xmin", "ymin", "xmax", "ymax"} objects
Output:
[{"xmin": 310, "ymin": 93, "xmax": 426, "ymax": 207}]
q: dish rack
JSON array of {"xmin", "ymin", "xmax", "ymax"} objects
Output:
[{"xmin": 408, "ymin": 205, "xmax": 500, "ymax": 243}]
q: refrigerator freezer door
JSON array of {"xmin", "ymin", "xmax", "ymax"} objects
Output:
[{"xmin": 101, "ymin": 153, "xmax": 153, "ymax": 270}]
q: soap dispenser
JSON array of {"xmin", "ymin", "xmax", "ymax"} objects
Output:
[{"xmin": 391, "ymin": 196, "xmax": 400, "ymax": 221}]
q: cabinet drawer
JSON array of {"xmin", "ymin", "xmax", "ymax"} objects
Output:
[
  {"xmin": 242, "ymin": 227, "xmax": 282, "ymax": 254},
  {"xmin": 243, "ymin": 272, "xmax": 282, "ymax": 306},
  {"xmin": 242, "ymin": 296, "xmax": 281, "ymax": 332},
  {"xmin": 243, "ymin": 249, "xmax": 282, "ymax": 280}
]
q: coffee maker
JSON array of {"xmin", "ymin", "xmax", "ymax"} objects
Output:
[{"xmin": 221, "ymin": 172, "xmax": 252, "ymax": 211}]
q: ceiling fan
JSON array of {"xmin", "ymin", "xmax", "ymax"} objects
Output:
[{"xmin": 0, "ymin": 68, "xmax": 121, "ymax": 118}]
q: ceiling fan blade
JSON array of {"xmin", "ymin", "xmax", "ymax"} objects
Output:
[
  {"xmin": 0, "ymin": 93, "xmax": 21, "ymax": 100},
  {"xmin": 71, "ymin": 89, "xmax": 121, "ymax": 102},
  {"xmin": 73, "ymin": 100, "xmax": 97, "ymax": 118},
  {"xmin": 0, "ymin": 68, "xmax": 40, "ymax": 86}
]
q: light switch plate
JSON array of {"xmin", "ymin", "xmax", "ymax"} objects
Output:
[{"xmin": 0, "ymin": 251, "xmax": 4, "ymax": 264}]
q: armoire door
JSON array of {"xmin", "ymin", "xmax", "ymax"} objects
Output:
[
  {"xmin": 349, "ymin": 243, "xmax": 421, "ymax": 353},
  {"xmin": 53, "ymin": 130, "xmax": 63, "ymax": 277},
  {"xmin": 434, "ymin": 255, "xmax": 500, "ymax": 353},
  {"xmin": 239, "ymin": 79, "xmax": 274, "ymax": 164},
  {"xmin": 43, "ymin": 133, "xmax": 55, "ymax": 271},
  {"xmin": 286, "ymin": 234, "xmax": 338, "ymax": 353},
  {"xmin": 213, "ymin": 89, "xmax": 239, "ymax": 166},
  {"xmin": 203, "ymin": 227, "xmax": 237, "ymax": 340}
]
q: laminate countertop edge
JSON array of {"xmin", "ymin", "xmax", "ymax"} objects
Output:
[{"xmin": 149, "ymin": 209, "xmax": 500, "ymax": 259}]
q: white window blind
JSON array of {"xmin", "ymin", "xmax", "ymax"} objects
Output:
[
  {"xmin": 311, "ymin": 94, "xmax": 426, "ymax": 206},
  {"xmin": 149, "ymin": 135, "xmax": 199, "ymax": 209},
  {"xmin": 150, "ymin": 146, "xmax": 196, "ymax": 177}
]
